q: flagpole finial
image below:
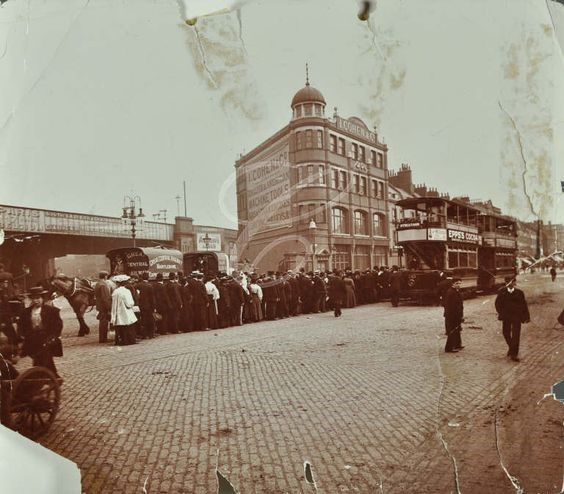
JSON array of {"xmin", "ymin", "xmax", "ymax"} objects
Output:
[{"xmin": 305, "ymin": 63, "xmax": 310, "ymax": 86}]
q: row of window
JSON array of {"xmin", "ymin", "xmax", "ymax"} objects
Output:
[
  {"xmin": 333, "ymin": 208, "xmax": 386, "ymax": 236},
  {"xmin": 448, "ymin": 249, "xmax": 478, "ymax": 268},
  {"xmin": 296, "ymin": 205, "xmax": 386, "ymax": 237},
  {"xmin": 295, "ymin": 130, "xmax": 384, "ymax": 168},
  {"xmin": 296, "ymin": 164, "xmax": 386, "ymax": 199}
]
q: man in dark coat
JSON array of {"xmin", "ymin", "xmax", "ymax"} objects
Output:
[
  {"xmin": 216, "ymin": 277, "xmax": 231, "ymax": 328},
  {"xmin": 495, "ymin": 276, "xmax": 530, "ymax": 362},
  {"xmin": 287, "ymin": 272, "xmax": 299, "ymax": 316},
  {"xmin": 94, "ymin": 271, "xmax": 112, "ymax": 343},
  {"xmin": 19, "ymin": 286, "xmax": 63, "ymax": 377},
  {"xmin": 444, "ymin": 278, "xmax": 464, "ymax": 353},
  {"xmin": 153, "ymin": 273, "xmax": 172, "ymax": 334},
  {"xmin": 262, "ymin": 275, "xmax": 279, "ymax": 320},
  {"xmin": 275, "ymin": 273, "xmax": 289, "ymax": 318},
  {"xmin": 389, "ymin": 266, "xmax": 402, "ymax": 307},
  {"xmin": 187, "ymin": 272, "xmax": 208, "ymax": 330},
  {"xmin": 137, "ymin": 272, "xmax": 156, "ymax": 339},
  {"xmin": 327, "ymin": 270, "xmax": 346, "ymax": 317},
  {"xmin": 165, "ymin": 272, "xmax": 183, "ymax": 333},
  {"xmin": 312, "ymin": 272, "xmax": 326, "ymax": 313}
]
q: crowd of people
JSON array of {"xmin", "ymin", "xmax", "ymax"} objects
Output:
[{"xmin": 93, "ymin": 266, "xmax": 408, "ymax": 345}]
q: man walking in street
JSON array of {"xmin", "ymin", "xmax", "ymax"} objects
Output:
[
  {"xmin": 327, "ymin": 270, "xmax": 346, "ymax": 317},
  {"xmin": 389, "ymin": 266, "xmax": 402, "ymax": 307},
  {"xmin": 495, "ymin": 276, "xmax": 530, "ymax": 362},
  {"xmin": 94, "ymin": 271, "xmax": 112, "ymax": 343},
  {"xmin": 444, "ymin": 277, "xmax": 464, "ymax": 353}
]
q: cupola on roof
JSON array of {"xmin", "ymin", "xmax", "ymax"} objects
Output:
[
  {"xmin": 291, "ymin": 83, "xmax": 326, "ymax": 107},
  {"xmin": 291, "ymin": 65, "xmax": 326, "ymax": 107}
]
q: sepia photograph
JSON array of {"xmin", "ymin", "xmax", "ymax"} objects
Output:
[{"xmin": 1, "ymin": 0, "xmax": 563, "ymax": 492}]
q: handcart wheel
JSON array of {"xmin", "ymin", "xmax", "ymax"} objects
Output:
[{"xmin": 6, "ymin": 367, "xmax": 61, "ymax": 439}]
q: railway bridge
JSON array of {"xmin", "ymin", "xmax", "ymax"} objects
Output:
[{"xmin": 0, "ymin": 205, "xmax": 237, "ymax": 286}]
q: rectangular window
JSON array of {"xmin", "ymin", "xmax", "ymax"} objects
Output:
[
  {"xmin": 373, "ymin": 214, "xmax": 380, "ymax": 236},
  {"xmin": 305, "ymin": 130, "xmax": 313, "ymax": 148},
  {"xmin": 354, "ymin": 246, "xmax": 370, "ymax": 270},
  {"xmin": 297, "ymin": 166, "xmax": 304, "ymax": 184},
  {"xmin": 354, "ymin": 211, "xmax": 367, "ymax": 235},
  {"xmin": 318, "ymin": 164, "xmax": 325, "ymax": 185},
  {"xmin": 332, "ymin": 246, "xmax": 350, "ymax": 271},
  {"xmin": 377, "ymin": 181, "xmax": 384, "ymax": 199},
  {"xmin": 359, "ymin": 146, "xmax": 365, "ymax": 162},
  {"xmin": 371, "ymin": 180, "xmax": 377, "ymax": 198},
  {"xmin": 353, "ymin": 174, "xmax": 359, "ymax": 193},
  {"xmin": 459, "ymin": 252, "xmax": 469, "ymax": 267},
  {"xmin": 329, "ymin": 135, "xmax": 337, "ymax": 153},
  {"xmin": 307, "ymin": 164, "xmax": 314, "ymax": 184},
  {"xmin": 295, "ymin": 106, "xmax": 302, "ymax": 118},
  {"xmin": 360, "ymin": 176, "xmax": 367, "ymax": 196},
  {"xmin": 316, "ymin": 130, "xmax": 323, "ymax": 148},
  {"xmin": 296, "ymin": 132, "xmax": 303, "ymax": 150},
  {"xmin": 340, "ymin": 170, "xmax": 348, "ymax": 190},
  {"xmin": 308, "ymin": 203, "xmax": 315, "ymax": 221},
  {"xmin": 376, "ymin": 153, "xmax": 383, "ymax": 168},
  {"xmin": 304, "ymin": 104, "xmax": 313, "ymax": 116},
  {"xmin": 352, "ymin": 143, "xmax": 359, "ymax": 160},
  {"xmin": 331, "ymin": 168, "xmax": 339, "ymax": 189},
  {"xmin": 314, "ymin": 104, "xmax": 322, "ymax": 116},
  {"xmin": 332, "ymin": 208, "xmax": 347, "ymax": 234},
  {"xmin": 370, "ymin": 150, "xmax": 377, "ymax": 165},
  {"xmin": 448, "ymin": 251, "xmax": 458, "ymax": 268},
  {"xmin": 338, "ymin": 138, "xmax": 345, "ymax": 155}
]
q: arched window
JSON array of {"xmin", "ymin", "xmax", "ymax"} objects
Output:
[
  {"xmin": 354, "ymin": 210, "xmax": 368, "ymax": 235},
  {"xmin": 332, "ymin": 207, "xmax": 348, "ymax": 234},
  {"xmin": 373, "ymin": 213, "xmax": 386, "ymax": 237}
]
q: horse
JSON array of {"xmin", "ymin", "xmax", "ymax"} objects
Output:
[{"xmin": 40, "ymin": 276, "xmax": 96, "ymax": 337}]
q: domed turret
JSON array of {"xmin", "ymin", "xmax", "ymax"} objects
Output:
[
  {"xmin": 291, "ymin": 84, "xmax": 326, "ymax": 107},
  {"xmin": 291, "ymin": 65, "xmax": 326, "ymax": 119}
]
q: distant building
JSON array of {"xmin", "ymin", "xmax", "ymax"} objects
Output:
[{"xmin": 235, "ymin": 78, "xmax": 390, "ymax": 273}]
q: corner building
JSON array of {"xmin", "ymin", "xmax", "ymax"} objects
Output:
[{"xmin": 236, "ymin": 81, "xmax": 390, "ymax": 273}]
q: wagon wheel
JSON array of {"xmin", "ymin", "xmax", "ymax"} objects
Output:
[{"xmin": 6, "ymin": 367, "xmax": 61, "ymax": 439}]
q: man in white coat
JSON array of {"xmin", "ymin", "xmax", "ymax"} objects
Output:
[{"xmin": 111, "ymin": 275, "xmax": 138, "ymax": 345}]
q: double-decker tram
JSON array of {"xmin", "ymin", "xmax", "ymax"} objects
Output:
[
  {"xmin": 395, "ymin": 197, "xmax": 481, "ymax": 303},
  {"xmin": 476, "ymin": 211, "xmax": 517, "ymax": 291}
]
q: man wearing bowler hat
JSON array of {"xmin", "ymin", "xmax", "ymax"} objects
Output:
[
  {"xmin": 19, "ymin": 286, "xmax": 64, "ymax": 377},
  {"xmin": 495, "ymin": 276, "xmax": 530, "ymax": 362},
  {"xmin": 444, "ymin": 277, "xmax": 464, "ymax": 353}
]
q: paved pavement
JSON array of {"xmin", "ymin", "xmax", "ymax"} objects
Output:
[{"xmin": 17, "ymin": 273, "xmax": 564, "ymax": 493}]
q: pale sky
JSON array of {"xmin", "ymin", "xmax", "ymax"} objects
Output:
[{"xmin": 1, "ymin": 0, "xmax": 563, "ymax": 228}]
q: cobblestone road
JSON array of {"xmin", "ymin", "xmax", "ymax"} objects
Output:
[{"xmin": 24, "ymin": 274, "xmax": 564, "ymax": 493}]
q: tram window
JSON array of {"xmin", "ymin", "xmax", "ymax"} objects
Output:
[
  {"xmin": 459, "ymin": 252, "xmax": 468, "ymax": 267},
  {"xmin": 469, "ymin": 253, "xmax": 477, "ymax": 268},
  {"xmin": 448, "ymin": 251, "xmax": 458, "ymax": 268}
]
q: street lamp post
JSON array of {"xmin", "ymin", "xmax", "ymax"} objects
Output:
[
  {"xmin": 309, "ymin": 219, "xmax": 317, "ymax": 271},
  {"xmin": 121, "ymin": 196, "xmax": 145, "ymax": 247}
]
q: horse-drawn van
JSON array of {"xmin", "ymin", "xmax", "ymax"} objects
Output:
[
  {"xmin": 106, "ymin": 247, "xmax": 183, "ymax": 280},
  {"xmin": 183, "ymin": 252, "xmax": 232, "ymax": 278}
]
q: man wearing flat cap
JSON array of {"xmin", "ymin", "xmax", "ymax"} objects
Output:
[
  {"xmin": 444, "ymin": 277, "xmax": 464, "ymax": 353},
  {"xmin": 495, "ymin": 276, "xmax": 530, "ymax": 362},
  {"xmin": 19, "ymin": 286, "xmax": 63, "ymax": 377}
]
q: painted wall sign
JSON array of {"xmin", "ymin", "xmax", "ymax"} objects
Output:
[{"xmin": 245, "ymin": 141, "xmax": 291, "ymax": 236}]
